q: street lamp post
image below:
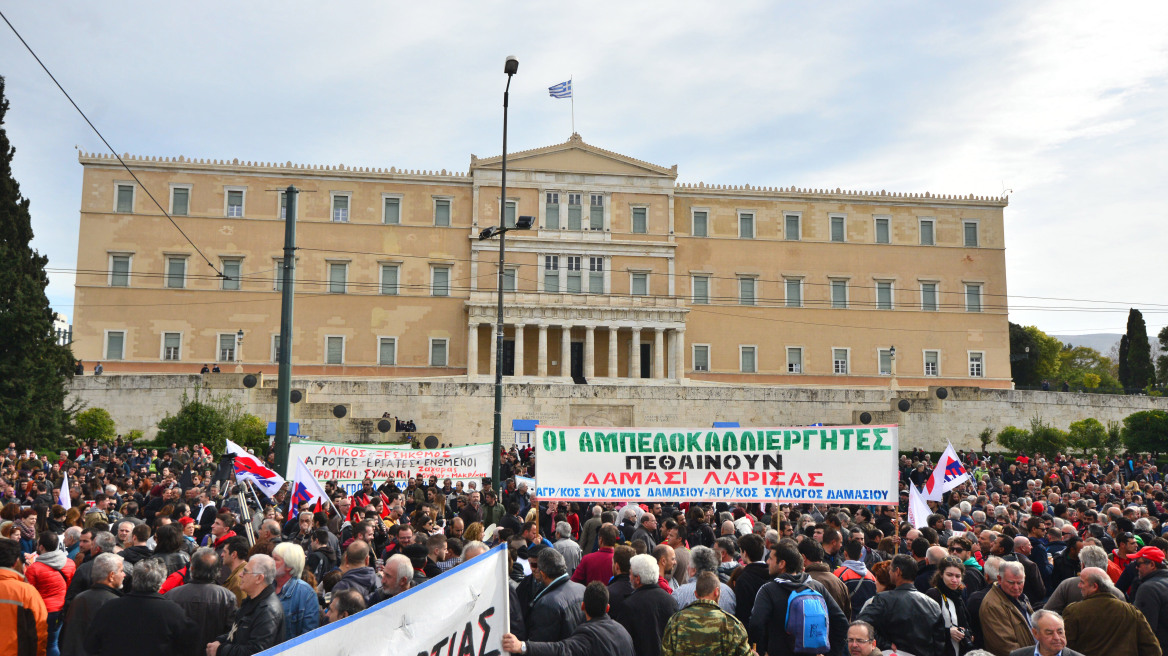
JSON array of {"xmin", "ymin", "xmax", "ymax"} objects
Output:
[{"xmin": 889, "ymin": 345, "xmax": 897, "ymax": 390}]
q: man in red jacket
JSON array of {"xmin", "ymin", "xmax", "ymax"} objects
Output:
[
  {"xmin": 572, "ymin": 524, "xmax": 619, "ymax": 585},
  {"xmin": 24, "ymin": 531, "xmax": 74, "ymax": 656}
]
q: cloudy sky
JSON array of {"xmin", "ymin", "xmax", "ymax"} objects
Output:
[{"xmin": 2, "ymin": 1, "xmax": 1166, "ymax": 338}]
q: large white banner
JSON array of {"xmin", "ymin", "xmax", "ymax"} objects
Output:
[
  {"xmin": 257, "ymin": 543, "xmax": 510, "ymax": 656},
  {"xmin": 288, "ymin": 441, "xmax": 492, "ymax": 495},
  {"xmin": 535, "ymin": 425, "xmax": 899, "ymax": 505}
]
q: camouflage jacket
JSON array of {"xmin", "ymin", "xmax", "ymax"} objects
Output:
[{"xmin": 661, "ymin": 598, "xmax": 753, "ymax": 656}]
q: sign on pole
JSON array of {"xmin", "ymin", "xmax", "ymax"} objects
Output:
[
  {"xmin": 288, "ymin": 440, "xmax": 492, "ymax": 494},
  {"xmin": 257, "ymin": 543, "xmax": 510, "ymax": 656},
  {"xmin": 535, "ymin": 425, "xmax": 899, "ymax": 505}
]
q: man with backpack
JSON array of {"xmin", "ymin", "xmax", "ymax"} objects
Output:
[
  {"xmin": 834, "ymin": 540, "xmax": 878, "ymax": 617},
  {"xmin": 856, "ymin": 554, "xmax": 948, "ymax": 656},
  {"xmin": 749, "ymin": 543, "xmax": 847, "ymax": 656}
]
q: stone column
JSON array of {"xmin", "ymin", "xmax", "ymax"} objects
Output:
[
  {"xmin": 561, "ymin": 325, "xmax": 572, "ymax": 379},
  {"xmin": 608, "ymin": 328, "xmax": 618, "ymax": 379},
  {"xmin": 467, "ymin": 323, "xmax": 478, "ymax": 378},
  {"xmin": 514, "ymin": 324, "xmax": 525, "ymax": 377},
  {"xmin": 630, "ymin": 327, "xmax": 641, "ymax": 378},
  {"xmin": 489, "ymin": 324, "xmax": 498, "ymax": 378},
  {"xmin": 675, "ymin": 327, "xmax": 686, "ymax": 382},
  {"xmin": 584, "ymin": 326, "xmax": 595, "ymax": 380},
  {"xmin": 654, "ymin": 327, "xmax": 665, "ymax": 379},
  {"xmin": 537, "ymin": 325, "xmax": 548, "ymax": 377}
]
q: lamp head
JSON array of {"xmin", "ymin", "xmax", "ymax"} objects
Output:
[
  {"xmin": 478, "ymin": 226, "xmax": 500, "ymax": 241},
  {"xmin": 889, "ymin": 345, "xmax": 895, "ymax": 358},
  {"xmin": 504, "ymin": 56, "xmax": 519, "ymax": 76},
  {"xmin": 515, "ymin": 215, "xmax": 535, "ymax": 230}
]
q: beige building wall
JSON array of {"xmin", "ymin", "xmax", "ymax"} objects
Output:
[{"xmin": 73, "ymin": 135, "xmax": 1010, "ymax": 389}]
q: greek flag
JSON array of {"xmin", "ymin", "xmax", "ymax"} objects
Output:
[{"xmin": 548, "ymin": 80, "xmax": 572, "ymax": 99}]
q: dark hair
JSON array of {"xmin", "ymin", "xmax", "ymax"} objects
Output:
[
  {"xmin": 771, "ymin": 543, "xmax": 803, "ymax": 575},
  {"xmin": 332, "ymin": 589, "xmax": 366, "ymax": 618},
  {"xmin": 311, "ymin": 529, "xmax": 330, "ymax": 546},
  {"xmin": 190, "ymin": 548, "xmax": 220, "ymax": 583},
  {"xmin": 715, "ymin": 537, "xmax": 738, "ymax": 558},
  {"xmin": 822, "ymin": 527, "xmax": 841, "ymax": 545},
  {"xmin": 37, "ymin": 530, "xmax": 58, "ymax": 552},
  {"xmin": 695, "ymin": 570, "xmax": 720, "ymax": 598},
  {"xmin": 911, "ymin": 537, "xmax": 930, "ymax": 558},
  {"xmin": 931, "ymin": 555, "xmax": 966, "ymax": 591},
  {"xmin": 739, "ymin": 534, "xmax": 764, "ymax": 562},
  {"xmin": 890, "ymin": 554, "xmax": 917, "ymax": 581},
  {"xmin": 131, "ymin": 523, "xmax": 150, "ymax": 543},
  {"xmin": 215, "ymin": 513, "xmax": 235, "ymax": 528},
  {"xmin": 154, "ymin": 524, "xmax": 184, "ymax": 554},
  {"xmin": 798, "ymin": 538, "xmax": 825, "ymax": 563},
  {"xmin": 222, "ymin": 536, "xmax": 251, "ymax": 561},
  {"xmin": 598, "ymin": 524, "xmax": 619, "ymax": 547},
  {"xmin": 844, "ymin": 538, "xmax": 864, "ymax": 561},
  {"xmin": 583, "ymin": 581, "xmax": 609, "ymax": 618},
  {"xmin": 613, "ymin": 545, "xmax": 634, "ymax": 574}
]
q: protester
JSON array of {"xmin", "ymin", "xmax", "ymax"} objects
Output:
[
  {"xmin": 1062, "ymin": 566, "xmax": 1161, "ymax": 655},
  {"xmin": 271, "ymin": 543, "xmax": 319, "ymax": 639},
  {"xmin": 325, "ymin": 589, "xmax": 365, "ymax": 624},
  {"xmin": 749, "ymin": 542, "xmax": 847, "ymax": 656},
  {"xmin": 0, "ymin": 537, "xmax": 48, "ymax": 656},
  {"xmin": 206, "ymin": 554, "xmax": 285, "ymax": 656},
  {"xmin": 610, "ymin": 553, "xmax": 677, "ymax": 656},
  {"xmin": 978, "ymin": 561, "xmax": 1035, "ymax": 656},
  {"xmin": 1011, "ymin": 610, "xmax": 1082, "ymax": 656},
  {"xmin": 661, "ymin": 571, "xmax": 752, "ymax": 656},
  {"xmin": 527, "ymin": 548, "xmax": 586, "ymax": 642},
  {"xmin": 83, "ymin": 558, "xmax": 197, "ymax": 656},
  {"xmin": 925, "ymin": 555, "xmax": 973, "ymax": 656},
  {"xmin": 856, "ymin": 554, "xmax": 948, "ymax": 656},
  {"xmin": 164, "ymin": 548, "xmax": 237, "ymax": 655},
  {"xmin": 502, "ymin": 581, "xmax": 634, "ymax": 656}
]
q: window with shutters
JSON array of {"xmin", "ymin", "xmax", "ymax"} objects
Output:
[
  {"xmin": 630, "ymin": 272, "xmax": 648, "ymax": 296},
  {"xmin": 693, "ymin": 345, "xmax": 710, "ymax": 372},
  {"xmin": 739, "ymin": 277, "xmax": 756, "ymax": 306},
  {"xmin": 830, "ymin": 215, "xmax": 846, "ymax": 242},
  {"xmin": 221, "ymin": 259, "xmax": 242, "ymax": 291},
  {"xmin": 785, "ymin": 278, "xmax": 802, "ymax": 308},
  {"xmin": 567, "ymin": 193, "xmax": 582, "ymax": 230},
  {"xmin": 379, "ymin": 337, "xmax": 397, "ymax": 366},
  {"xmin": 170, "ymin": 186, "xmax": 190, "ymax": 216},
  {"xmin": 328, "ymin": 262, "xmax": 348, "ymax": 294},
  {"xmin": 162, "ymin": 333, "xmax": 181, "ymax": 361},
  {"xmin": 924, "ymin": 350, "xmax": 940, "ymax": 377},
  {"xmin": 830, "ymin": 279, "xmax": 848, "ymax": 309},
  {"xmin": 431, "ymin": 265, "xmax": 451, "ymax": 297},
  {"xmin": 921, "ymin": 282, "xmax": 939, "ymax": 312},
  {"xmin": 433, "ymin": 198, "xmax": 452, "ymax": 227},
  {"xmin": 218, "ymin": 333, "xmax": 236, "ymax": 362},
  {"xmin": 965, "ymin": 283, "xmax": 982, "ymax": 313},
  {"xmin": 739, "ymin": 212, "xmax": 755, "ymax": 239},
  {"xmin": 919, "ymin": 218, "xmax": 935, "ymax": 246},
  {"xmin": 566, "ymin": 256, "xmax": 583, "ymax": 293},
  {"xmin": 109, "ymin": 254, "xmax": 131, "ymax": 287},
  {"xmin": 969, "ymin": 352, "xmax": 984, "ymax": 378},
  {"xmin": 166, "ymin": 257, "xmax": 187, "ymax": 289},
  {"xmin": 876, "ymin": 281, "xmax": 893, "ymax": 310},
  {"xmin": 832, "ymin": 348, "xmax": 849, "ymax": 375},
  {"xmin": 878, "ymin": 348, "xmax": 893, "ymax": 375},
  {"xmin": 631, "ymin": 206, "xmax": 647, "ymax": 234},
  {"xmin": 380, "ymin": 265, "xmax": 399, "ymax": 295},
  {"xmin": 740, "ymin": 346, "xmax": 757, "ymax": 373},
  {"xmin": 225, "ymin": 188, "xmax": 245, "ymax": 217},
  {"xmin": 787, "ymin": 347, "xmax": 803, "ymax": 374},
  {"xmin": 383, "ymin": 195, "xmax": 402, "ymax": 225},
  {"xmin": 588, "ymin": 257, "xmax": 604, "ymax": 294},
  {"xmin": 325, "ymin": 336, "xmax": 344, "ymax": 365},
  {"xmin": 692, "ymin": 275, "xmax": 710, "ymax": 305},
  {"xmin": 544, "ymin": 256, "xmax": 559, "ymax": 292},
  {"xmin": 964, "ymin": 220, "xmax": 980, "ymax": 247},
  {"xmin": 503, "ymin": 267, "xmax": 517, "ymax": 293},
  {"xmin": 331, "ymin": 193, "xmax": 351, "ymax": 222},
  {"xmin": 430, "ymin": 338, "xmax": 448, "ymax": 367},
  {"xmin": 115, "ymin": 184, "xmax": 134, "ymax": 213},
  {"xmin": 279, "ymin": 191, "xmax": 288, "ymax": 220},
  {"xmin": 271, "ymin": 335, "xmax": 281, "ymax": 363},
  {"xmin": 874, "ymin": 216, "xmax": 890, "ymax": 244},
  {"xmin": 105, "ymin": 331, "xmax": 125, "ymax": 360},
  {"xmin": 785, "ymin": 214, "xmax": 801, "ymax": 241},
  {"xmin": 692, "ymin": 209, "xmax": 708, "ymax": 237},
  {"xmin": 505, "ymin": 200, "xmax": 517, "ymax": 229},
  {"xmin": 590, "ymin": 194, "xmax": 604, "ymax": 230},
  {"xmin": 545, "ymin": 192, "xmax": 560, "ymax": 229}
]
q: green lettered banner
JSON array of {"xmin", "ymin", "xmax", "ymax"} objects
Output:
[{"xmin": 534, "ymin": 425, "xmax": 899, "ymax": 505}]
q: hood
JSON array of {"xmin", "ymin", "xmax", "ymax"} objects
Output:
[
  {"xmin": 774, "ymin": 572, "xmax": 812, "ymax": 588},
  {"xmin": 841, "ymin": 559, "xmax": 869, "ymax": 576},
  {"xmin": 341, "ymin": 566, "xmax": 380, "ymax": 589},
  {"xmin": 36, "ymin": 549, "xmax": 67, "ymax": 571},
  {"xmin": 963, "ymin": 556, "xmax": 983, "ymax": 571}
]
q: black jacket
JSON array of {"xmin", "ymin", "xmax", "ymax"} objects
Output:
[
  {"xmin": 526, "ymin": 615, "xmax": 636, "ymax": 656},
  {"xmin": 1133, "ymin": 568, "xmax": 1168, "ymax": 648},
  {"xmin": 733, "ymin": 561, "xmax": 771, "ymax": 628},
  {"xmin": 748, "ymin": 572, "xmax": 847, "ymax": 656},
  {"xmin": 1002, "ymin": 553, "xmax": 1045, "ymax": 604},
  {"xmin": 528, "ymin": 575, "xmax": 586, "ymax": 642},
  {"xmin": 605, "ymin": 574, "xmax": 635, "ymax": 621},
  {"xmin": 60, "ymin": 584, "xmax": 121, "ymax": 656},
  {"xmin": 926, "ymin": 584, "xmax": 974, "ymax": 656},
  {"xmin": 856, "ymin": 584, "xmax": 948, "ymax": 656},
  {"xmin": 611, "ymin": 583, "xmax": 677, "ymax": 656},
  {"xmin": 1050, "ymin": 553, "xmax": 1078, "ymax": 590},
  {"xmin": 83, "ymin": 591, "xmax": 197, "ymax": 656},
  {"xmin": 119, "ymin": 545, "xmax": 154, "ymax": 567},
  {"xmin": 216, "ymin": 586, "xmax": 286, "ymax": 656},
  {"xmin": 164, "ymin": 581, "xmax": 237, "ymax": 653}
]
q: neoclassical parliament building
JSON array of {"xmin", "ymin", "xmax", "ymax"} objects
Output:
[{"xmin": 72, "ymin": 134, "xmax": 1011, "ymax": 389}]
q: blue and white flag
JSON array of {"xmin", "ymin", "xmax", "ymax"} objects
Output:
[
  {"xmin": 59, "ymin": 471, "xmax": 70, "ymax": 509},
  {"xmin": 548, "ymin": 80, "xmax": 572, "ymax": 99}
]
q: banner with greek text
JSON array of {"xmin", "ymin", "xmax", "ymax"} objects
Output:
[
  {"xmin": 258, "ymin": 542, "xmax": 510, "ymax": 656},
  {"xmin": 288, "ymin": 440, "xmax": 492, "ymax": 495},
  {"xmin": 535, "ymin": 425, "xmax": 899, "ymax": 505}
]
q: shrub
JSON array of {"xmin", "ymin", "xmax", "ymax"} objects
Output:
[{"xmin": 73, "ymin": 407, "xmax": 116, "ymax": 443}]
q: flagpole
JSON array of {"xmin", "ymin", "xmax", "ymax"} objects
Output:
[{"xmin": 570, "ymin": 74, "xmax": 575, "ymax": 134}]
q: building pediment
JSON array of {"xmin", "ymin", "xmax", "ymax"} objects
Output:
[{"xmin": 472, "ymin": 133, "xmax": 677, "ymax": 179}]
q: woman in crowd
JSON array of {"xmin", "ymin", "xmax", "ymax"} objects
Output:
[{"xmin": 926, "ymin": 555, "xmax": 974, "ymax": 656}]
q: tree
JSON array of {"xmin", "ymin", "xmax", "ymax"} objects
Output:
[
  {"xmin": 1009, "ymin": 323, "xmax": 1040, "ymax": 386},
  {"xmin": 978, "ymin": 427, "xmax": 995, "ymax": 452},
  {"xmin": 997, "ymin": 425, "xmax": 1031, "ymax": 453},
  {"xmin": 72, "ymin": 407, "xmax": 116, "ymax": 443},
  {"xmin": 1027, "ymin": 416, "xmax": 1068, "ymax": 457},
  {"xmin": 0, "ymin": 76, "xmax": 76, "ymax": 451},
  {"xmin": 1057, "ymin": 345, "xmax": 1119, "ymax": 390},
  {"xmin": 156, "ymin": 390, "xmax": 232, "ymax": 453},
  {"xmin": 1067, "ymin": 418, "xmax": 1107, "ymax": 456},
  {"xmin": 1119, "ymin": 334, "xmax": 1131, "ymax": 389},
  {"xmin": 1157, "ymin": 326, "xmax": 1168, "ymax": 387},
  {"xmin": 1023, "ymin": 326, "xmax": 1062, "ymax": 382},
  {"xmin": 1125, "ymin": 309, "xmax": 1156, "ymax": 390},
  {"xmin": 1121, "ymin": 410, "xmax": 1168, "ymax": 455}
]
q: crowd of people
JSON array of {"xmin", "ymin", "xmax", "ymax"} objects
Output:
[{"xmin": 2, "ymin": 438, "xmax": 1168, "ymax": 656}]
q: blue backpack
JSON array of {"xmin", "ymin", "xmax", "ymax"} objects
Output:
[{"xmin": 785, "ymin": 585, "xmax": 831, "ymax": 654}]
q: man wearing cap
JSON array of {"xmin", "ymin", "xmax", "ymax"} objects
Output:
[
  {"xmin": 1062, "ymin": 566, "xmax": 1160, "ymax": 656},
  {"xmin": 1133, "ymin": 545, "xmax": 1168, "ymax": 648}
]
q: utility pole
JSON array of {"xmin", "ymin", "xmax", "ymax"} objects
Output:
[{"xmin": 273, "ymin": 186, "xmax": 298, "ymax": 479}]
